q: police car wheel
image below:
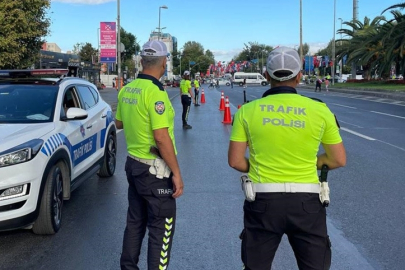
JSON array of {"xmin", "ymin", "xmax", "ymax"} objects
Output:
[
  {"xmin": 32, "ymin": 162, "xmax": 64, "ymax": 235},
  {"xmin": 98, "ymin": 133, "xmax": 117, "ymax": 177}
]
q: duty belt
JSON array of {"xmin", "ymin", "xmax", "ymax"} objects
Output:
[
  {"xmin": 254, "ymin": 183, "xmax": 320, "ymax": 193},
  {"xmin": 129, "ymin": 155, "xmax": 155, "ymax": 166}
]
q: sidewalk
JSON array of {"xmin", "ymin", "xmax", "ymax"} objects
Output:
[{"xmin": 299, "ymin": 83, "xmax": 405, "ymax": 101}]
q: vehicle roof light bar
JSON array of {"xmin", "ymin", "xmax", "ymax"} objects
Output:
[{"xmin": 0, "ymin": 69, "xmax": 69, "ymax": 78}]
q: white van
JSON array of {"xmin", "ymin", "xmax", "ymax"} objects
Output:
[{"xmin": 233, "ymin": 72, "xmax": 268, "ymax": 86}]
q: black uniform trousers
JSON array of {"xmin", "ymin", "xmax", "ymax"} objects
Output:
[
  {"xmin": 181, "ymin": 95, "xmax": 191, "ymax": 125},
  {"xmin": 120, "ymin": 157, "xmax": 176, "ymax": 270},
  {"xmin": 241, "ymin": 192, "xmax": 331, "ymax": 270},
  {"xmin": 194, "ymin": 88, "xmax": 199, "ymax": 105}
]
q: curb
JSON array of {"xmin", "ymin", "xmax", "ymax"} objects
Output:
[{"xmin": 299, "ymin": 85, "xmax": 405, "ymax": 101}]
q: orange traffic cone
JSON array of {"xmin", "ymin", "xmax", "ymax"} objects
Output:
[
  {"xmin": 219, "ymin": 91, "xmax": 225, "ymax": 111},
  {"xmin": 237, "ymin": 104, "xmax": 241, "ymax": 109},
  {"xmin": 201, "ymin": 88, "xmax": 206, "ymax": 104},
  {"xmin": 222, "ymin": 96, "xmax": 232, "ymax": 124}
]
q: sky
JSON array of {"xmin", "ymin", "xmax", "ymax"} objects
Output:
[{"xmin": 48, "ymin": 0, "xmax": 401, "ymax": 62}]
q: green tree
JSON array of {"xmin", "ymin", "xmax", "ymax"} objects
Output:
[
  {"xmin": 0, "ymin": 0, "xmax": 51, "ymax": 68},
  {"xmin": 234, "ymin": 42, "xmax": 273, "ymax": 72},
  {"xmin": 79, "ymin": 42, "xmax": 98, "ymax": 62},
  {"xmin": 297, "ymin": 43, "xmax": 310, "ymax": 56}
]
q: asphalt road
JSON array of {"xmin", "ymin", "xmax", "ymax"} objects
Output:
[{"xmin": 1, "ymin": 84, "xmax": 404, "ymax": 270}]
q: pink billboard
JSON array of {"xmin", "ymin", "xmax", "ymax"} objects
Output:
[{"xmin": 100, "ymin": 22, "xmax": 116, "ymax": 63}]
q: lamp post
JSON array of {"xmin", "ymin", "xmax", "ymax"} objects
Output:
[
  {"xmin": 331, "ymin": 0, "xmax": 336, "ymax": 85},
  {"xmin": 299, "ymin": 0, "xmax": 303, "ymax": 69},
  {"xmin": 158, "ymin": 5, "xmax": 168, "ymax": 40},
  {"xmin": 117, "ymin": 0, "xmax": 121, "ymax": 91},
  {"xmin": 338, "ymin": 17, "xmax": 343, "ymax": 77}
]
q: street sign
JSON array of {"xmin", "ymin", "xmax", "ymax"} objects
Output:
[{"xmin": 100, "ymin": 22, "xmax": 117, "ymax": 63}]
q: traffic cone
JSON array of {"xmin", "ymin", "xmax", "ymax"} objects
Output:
[
  {"xmin": 200, "ymin": 88, "xmax": 206, "ymax": 104},
  {"xmin": 219, "ymin": 91, "xmax": 225, "ymax": 111},
  {"xmin": 237, "ymin": 104, "xmax": 241, "ymax": 109},
  {"xmin": 222, "ymin": 96, "xmax": 232, "ymax": 124}
]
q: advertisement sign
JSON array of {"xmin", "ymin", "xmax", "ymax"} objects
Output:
[{"xmin": 100, "ymin": 22, "xmax": 116, "ymax": 63}]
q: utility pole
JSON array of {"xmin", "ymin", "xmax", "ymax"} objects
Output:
[
  {"xmin": 300, "ymin": 0, "xmax": 303, "ymax": 71},
  {"xmin": 117, "ymin": 0, "xmax": 121, "ymax": 91},
  {"xmin": 351, "ymin": 0, "xmax": 358, "ymax": 80},
  {"xmin": 332, "ymin": 0, "xmax": 336, "ymax": 85}
]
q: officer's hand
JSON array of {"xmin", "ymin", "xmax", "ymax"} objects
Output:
[{"xmin": 171, "ymin": 174, "xmax": 184, "ymax": 198}]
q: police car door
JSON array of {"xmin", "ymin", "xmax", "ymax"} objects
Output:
[
  {"xmin": 59, "ymin": 86, "xmax": 96, "ymax": 180},
  {"xmin": 74, "ymin": 85, "xmax": 105, "ymax": 172}
]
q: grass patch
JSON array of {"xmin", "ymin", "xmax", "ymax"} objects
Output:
[{"xmin": 331, "ymin": 82, "xmax": 405, "ymax": 92}]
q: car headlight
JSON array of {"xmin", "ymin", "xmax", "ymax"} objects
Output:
[{"xmin": 0, "ymin": 139, "xmax": 43, "ymax": 167}]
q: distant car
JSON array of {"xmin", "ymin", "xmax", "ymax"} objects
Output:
[
  {"xmin": 171, "ymin": 79, "xmax": 180, "ymax": 87},
  {"xmin": 0, "ymin": 69, "xmax": 117, "ymax": 234},
  {"xmin": 217, "ymin": 78, "xmax": 231, "ymax": 86}
]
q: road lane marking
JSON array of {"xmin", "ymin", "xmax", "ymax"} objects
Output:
[
  {"xmin": 339, "ymin": 120, "xmax": 363, "ymax": 128},
  {"xmin": 341, "ymin": 127, "xmax": 376, "ymax": 140},
  {"xmin": 370, "ymin": 111, "xmax": 405, "ymax": 119},
  {"xmin": 331, "ymin": 103, "xmax": 357, "ymax": 109},
  {"xmin": 377, "ymin": 141, "xmax": 405, "ymax": 152}
]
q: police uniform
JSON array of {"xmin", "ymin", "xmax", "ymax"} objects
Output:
[
  {"xmin": 180, "ymin": 75, "xmax": 192, "ymax": 128},
  {"xmin": 230, "ymin": 86, "xmax": 342, "ymax": 270},
  {"xmin": 193, "ymin": 79, "xmax": 200, "ymax": 106},
  {"xmin": 117, "ymin": 74, "xmax": 177, "ymax": 270}
]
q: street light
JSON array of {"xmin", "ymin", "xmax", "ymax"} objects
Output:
[
  {"xmin": 331, "ymin": 0, "xmax": 336, "ymax": 85},
  {"xmin": 158, "ymin": 5, "xmax": 168, "ymax": 40},
  {"xmin": 338, "ymin": 17, "xmax": 343, "ymax": 77},
  {"xmin": 299, "ymin": 0, "xmax": 303, "ymax": 69},
  {"xmin": 117, "ymin": 0, "xmax": 121, "ymax": 90}
]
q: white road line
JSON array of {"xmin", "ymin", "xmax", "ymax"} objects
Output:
[
  {"xmin": 331, "ymin": 103, "xmax": 357, "ymax": 109},
  {"xmin": 117, "ymin": 129, "xmax": 123, "ymax": 134},
  {"xmin": 371, "ymin": 111, "xmax": 405, "ymax": 119},
  {"xmin": 377, "ymin": 141, "xmax": 405, "ymax": 152},
  {"xmin": 341, "ymin": 127, "xmax": 376, "ymax": 140},
  {"xmin": 339, "ymin": 120, "xmax": 363, "ymax": 128}
]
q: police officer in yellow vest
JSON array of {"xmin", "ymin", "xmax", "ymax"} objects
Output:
[
  {"xmin": 193, "ymin": 77, "xmax": 201, "ymax": 106},
  {"xmin": 115, "ymin": 40, "xmax": 184, "ymax": 270},
  {"xmin": 228, "ymin": 47, "xmax": 346, "ymax": 270},
  {"xmin": 180, "ymin": 70, "xmax": 194, "ymax": 129}
]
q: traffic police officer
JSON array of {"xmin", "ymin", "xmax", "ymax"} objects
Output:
[
  {"xmin": 228, "ymin": 47, "xmax": 346, "ymax": 270},
  {"xmin": 116, "ymin": 40, "xmax": 184, "ymax": 270},
  {"xmin": 180, "ymin": 70, "xmax": 194, "ymax": 129},
  {"xmin": 193, "ymin": 77, "xmax": 200, "ymax": 106}
]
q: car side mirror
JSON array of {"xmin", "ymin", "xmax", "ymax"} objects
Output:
[{"xmin": 62, "ymin": 107, "xmax": 88, "ymax": 121}]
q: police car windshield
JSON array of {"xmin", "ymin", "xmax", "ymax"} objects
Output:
[{"xmin": 0, "ymin": 84, "xmax": 58, "ymax": 123}]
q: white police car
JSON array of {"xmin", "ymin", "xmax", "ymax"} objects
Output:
[{"xmin": 0, "ymin": 69, "xmax": 117, "ymax": 234}]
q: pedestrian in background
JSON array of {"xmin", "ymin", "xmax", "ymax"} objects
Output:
[
  {"xmin": 315, "ymin": 77, "xmax": 322, "ymax": 92},
  {"xmin": 325, "ymin": 77, "xmax": 330, "ymax": 92},
  {"xmin": 228, "ymin": 46, "xmax": 346, "ymax": 270},
  {"xmin": 230, "ymin": 76, "xmax": 234, "ymax": 88},
  {"xmin": 243, "ymin": 78, "xmax": 247, "ymax": 89},
  {"xmin": 193, "ymin": 77, "xmax": 200, "ymax": 106},
  {"xmin": 116, "ymin": 40, "xmax": 184, "ymax": 270},
  {"xmin": 180, "ymin": 70, "xmax": 194, "ymax": 129}
]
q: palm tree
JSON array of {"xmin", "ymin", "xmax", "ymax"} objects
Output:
[
  {"xmin": 336, "ymin": 16, "xmax": 386, "ymax": 79},
  {"xmin": 381, "ymin": 5, "xmax": 405, "ymax": 77}
]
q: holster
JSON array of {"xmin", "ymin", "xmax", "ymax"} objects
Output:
[
  {"xmin": 240, "ymin": 175, "xmax": 255, "ymax": 202},
  {"xmin": 149, "ymin": 158, "xmax": 171, "ymax": 179},
  {"xmin": 319, "ymin": 182, "xmax": 330, "ymax": 207}
]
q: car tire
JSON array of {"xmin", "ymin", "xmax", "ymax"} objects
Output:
[
  {"xmin": 98, "ymin": 133, "xmax": 117, "ymax": 177},
  {"xmin": 32, "ymin": 162, "xmax": 64, "ymax": 235},
  {"xmin": 226, "ymin": 83, "xmax": 230, "ymax": 86},
  {"xmin": 261, "ymin": 82, "xmax": 268, "ymax": 86},
  {"xmin": 239, "ymin": 82, "xmax": 243, "ymax": 86}
]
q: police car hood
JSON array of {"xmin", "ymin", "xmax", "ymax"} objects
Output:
[{"xmin": 0, "ymin": 123, "xmax": 54, "ymax": 152}]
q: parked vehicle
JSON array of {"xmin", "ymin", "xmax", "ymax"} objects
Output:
[
  {"xmin": 0, "ymin": 69, "xmax": 117, "ymax": 234},
  {"xmin": 233, "ymin": 72, "xmax": 268, "ymax": 86}
]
